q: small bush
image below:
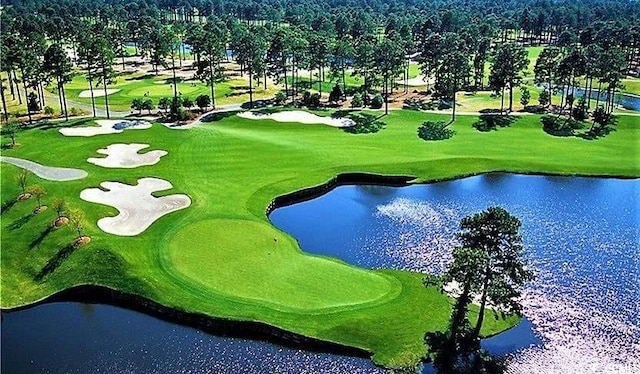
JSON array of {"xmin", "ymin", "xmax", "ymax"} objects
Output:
[
  {"xmin": 43, "ymin": 106, "xmax": 54, "ymax": 115},
  {"xmin": 572, "ymin": 98, "xmax": 588, "ymax": 121},
  {"xmin": 418, "ymin": 121, "xmax": 455, "ymax": 141},
  {"xmin": 472, "ymin": 115, "xmax": 515, "ymax": 132},
  {"xmin": 370, "ymin": 94, "xmax": 383, "ymax": 109},
  {"xmin": 403, "ymin": 98, "xmax": 438, "ymax": 111},
  {"xmin": 275, "ymin": 91, "xmax": 287, "ymax": 105},
  {"xmin": 351, "ymin": 93, "xmax": 363, "ymax": 108},
  {"xmin": 69, "ymin": 107, "xmax": 84, "ymax": 116}
]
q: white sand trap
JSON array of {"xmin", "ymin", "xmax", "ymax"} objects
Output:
[
  {"xmin": 0, "ymin": 156, "xmax": 87, "ymax": 181},
  {"xmin": 237, "ymin": 110, "xmax": 355, "ymax": 128},
  {"xmin": 87, "ymin": 143, "xmax": 167, "ymax": 168},
  {"xmin": 80, "ymin": 177, "xmax": 191, "ymax": 236},
  {"xmin": 60, "ymin": 120, "xmax": 152, "ymax": 137},
  {"xmin": 78, "ymin": 88, "xmax": 121, "ymax": 98}
]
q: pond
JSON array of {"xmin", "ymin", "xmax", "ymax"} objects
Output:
[
  {"xmin": 3, "ymin": 174, "xmax": 638, "ymax": 373},
  {"xmin": 564, "ymin": 87, "xmax": 640, "ymax": 111}
]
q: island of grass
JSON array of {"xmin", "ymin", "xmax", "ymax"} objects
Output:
[{"xmin": 1, "ymin": 109, "xmax": 639, "ymax": 369}]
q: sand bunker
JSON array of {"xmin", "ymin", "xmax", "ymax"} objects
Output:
[
  {"xmin": 237, "ymin": 110, "xmax": 355, "ymax": 128},
  {"xmin": 78, "ymin": 89, "xmax": 121, "ymax": 98},
  {"xmin": 0, "ymin": 156, "xmax": 87, "ymax": 181},
  {"xmin": 80, "ymin": 178, "xmax": 190, "ymax": 236},
  {"xmin": 60, "ymin": 120, "xmax": 152, "ymax": 137},
  {"xmin": 87, "ymin": 143, "xmax": 167, "ymax": 168}
]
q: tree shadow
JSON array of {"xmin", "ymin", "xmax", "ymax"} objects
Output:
[
  {"xmin": 473, "ymin": 115, "xmax": 515, "ymax": 132},
  {"xmin": 35, "ymin": 244, "xmax": 77, "ymax": 281},
  {"xmin": 32, "ymin": 118, "xmax": 95, "ymax": 131},
  {"xmin": 0, "ymin": 199, "xmax": 17, "ymax": 215},
  {"xmin": 7, "ymin": 214, "xmax": 33, "ymax": 230},
  {"xmin": 200, "ymin": 111, "xmax": 238, "ymax": 122},
  {"xmin": 29, "ymin": 226, "xmax": 54, "ymax": 250}
]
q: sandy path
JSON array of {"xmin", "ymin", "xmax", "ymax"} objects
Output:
[
  {"xmin": 0, "ymin": 156, "xmax": 88, "ymax": 181},
  {"xmin": 87, "ymin": 144, "xmax": 167, "ymax": 168},
  {"xmin": 237, "ymin": 110, "xmax": 355, "ymax": 128},
  {"xmin": 80, "ymin": 178, "xmax": 190, "ymax": 236}
]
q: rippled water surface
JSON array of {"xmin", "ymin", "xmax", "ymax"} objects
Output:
[
  {"xmin": 3, "ymin": 174, "xmax": 638, "ymax": 373},
  {"xmin": 271, "ymin": 174, "xmax": 640, "ymax": 373}
]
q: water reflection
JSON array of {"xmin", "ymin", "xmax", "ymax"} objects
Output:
[{"xmin": 271, "ymin": 174, "xmax": 640, "ymax": 373}]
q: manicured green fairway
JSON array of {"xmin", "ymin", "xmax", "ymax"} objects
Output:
[{"xmin": 1, "ymin": 109, "xmax": 638, "ymax": 368}]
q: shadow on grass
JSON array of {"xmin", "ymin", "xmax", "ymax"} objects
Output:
[
  {"xmin": 29, "ymin": 226, "xmax": 54, "ymax": 250},
  {"xmin": 31, "ymin": 118, "xmax": 96, "ymax": 131},
  {"xmin": 200, "ymin": 111, "xmax": 238, "ymax": 122},
  {"xmin": 0, "ymin": 199, "xmax": 17, "ymax": 215},
  {"xmin": 35, "ymin": 243, "xmax": 77, "ymax": 281},
  {"xmin": 7, "ymin": 214, "xmax": 33, "ymax": 230}
]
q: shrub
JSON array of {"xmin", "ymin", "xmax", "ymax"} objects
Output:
[
  {"xmin": 572, "ymin": 97, "xmax": 588, "ymax": 121},
  {"xmin": 370, "ymin": 94, "xmax": 383, "ymax": 109},
  {"xmin": 329, "ymin": 84, "xmax": 343, "ymax": 103},
  {"xmin": 538, "ymin": 90, "xmax": 550, "ymax": 107},
  {"xmin": 418, "ymin": 121, "xmax": 455, "ymax": 141},
  {"xmin": 520, "ymin": 87, "xmax": 530, "ymax": 107},
  {"xmin": 472, "ymin": 115, "xmax": 515, "ymax": 132},
  {"xmin": 177, "ymin": 108, "xmax": 192, "ymax": 121},
  {"xmin": 196, "ymin": 94, "xmax": 211, "ymax": 111},
  {"xmin": 69, "ymin": 107, "xmax": 84, "ymax": 116},
  {"xmin": 43, "ymin": 106, "xmax": 54, "ymax": 116},
  {"xmin": 275, "ymin": 91, "xmax": 286, "ymax": 105},
  {"xmin": 351, "ymin": 93, "xmax": 363, "ymax": 108}
]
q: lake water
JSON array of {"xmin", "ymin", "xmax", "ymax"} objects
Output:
[{"xmin": 3, "ymin": 174, "xmax": 638, "ymax": 373}]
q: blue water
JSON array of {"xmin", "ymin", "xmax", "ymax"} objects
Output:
[
  {"xmin": 564, "ymin": 87, "xmax": 640, "ymax": 111},
  {"xmin": 3, "ymin": 174, "xmax": 638, "ymax": 373},
  {"xmin": 271, "ymin": 174, "xmax": 640, "ymax": 372}
]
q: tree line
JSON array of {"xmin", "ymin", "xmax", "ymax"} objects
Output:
[{"xmin": 1, "ymin": 0, "xmax": 638, "ymax": 121}]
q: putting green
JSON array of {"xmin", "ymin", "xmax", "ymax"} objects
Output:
[{"xmin": 165, "ymin": 219, "xmax": 399, "ymax": 311}]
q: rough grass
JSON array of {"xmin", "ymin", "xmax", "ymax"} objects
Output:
[{"xmin": 1, "ymin": 108, "xmax": 639, "ymax": 368}]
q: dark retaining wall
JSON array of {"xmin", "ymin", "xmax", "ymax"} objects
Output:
[
  {"xmin": 2, "ymin": 284, "xmax": 372, "ymax": 359},
  {"xmin": 266, "ymin": 172, "xmax": 416, "ymax": 215}
]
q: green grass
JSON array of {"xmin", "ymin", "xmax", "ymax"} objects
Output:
[{"xmin": 1, "ymin": 110, "xmax": 639, "ymax": 367}]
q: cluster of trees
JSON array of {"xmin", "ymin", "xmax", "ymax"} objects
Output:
[
  {"xmin": 12, "ymin": 170, "xmax": 87, "ymax": 244},
  {"xmin": 3, "ymin": 0, "xmax": 638, "ymax": 122},
  {"xmin": 131, "ymin": 93, "xmax": 211, "ymax": 116}
]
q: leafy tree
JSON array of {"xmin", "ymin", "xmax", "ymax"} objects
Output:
[
  {"xmin": 4, "ymin": 119, "xmax": 19, "ymax": 147},
  {"xmin": 16, "ymin": 170, "xmax": 29, "ymax": 196},
  {"xmin": 455, "ymin": 207, "xmax": 534, "ymax": 337},
  {"xmin": 42, "ymin": 43, "xmax": 74, "ymax": 121},
  {"xmin": 370, "ymin": 93, "xmax": 383, "ymax": 109},
  {"xmin": 489, "ymin": 43, "xmax": 529, "ymax": 113},
  {"xmin": 329, "ymin": 38, "xmax": 355, "ymax": 94},
  {"xmin": 538, "ymin": 89, "xmax": 550, "ymax": 107},
  {"xmin": 351, "ymin": 93, "xmax": 363, "ymax": 108},
  {"xmin": 52, "ymin": 197, "xmax": 67, "ymax": 219},
  {"xmin": 68, "ymin": 208, "xmax": 86, "ymax": 240},
  {"xmin": 328, "ymin": 84, "xmax": 343, "ymax": 104},
  {"xmin": 141, "ymin": 98, "xmax": 154, "ymax": 114},
  {"xmin": 520, "ymin": 86, "xmax": 530, "ymax": 107},
  {"xmin": 27, "ymin": 92, "xmax": 40, "ymax": 113},
  {"xmin": 196, "ymin": 94, "xmax": 211, "ymax": 111},
  {"xmin": 432, "ymin": 33, "xmax": 471, "ymax": 122},
  {"xmin": 131, "ymin": 98, "xmax": 144, "ymax": 114},
  {"xmin": 374, "ymin": 36, "xmax": 405, "ymax": 115},
  {"xmin": 27, "ymin": 184, "xmax": 46, "ymax": 209},
  {"xmin": 158, "ymin": 97, "xmax": 171, "ymax": 114},
  {"xmin": 182, "ymin": 97, "xmax": 194, "ymax": 111},
  {"xmin": 197, "ymin": 18, "xmax": 228, "ymax": 110}
]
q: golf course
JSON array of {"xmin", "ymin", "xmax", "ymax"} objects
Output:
[{"xmin": 2, "ymin": 107, "xmax": 639, "ymax": 368}]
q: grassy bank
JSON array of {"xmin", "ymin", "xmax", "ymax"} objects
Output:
[{"xmin": 1, "ymin": 110, "xmax": 638, "ymax": 368}]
